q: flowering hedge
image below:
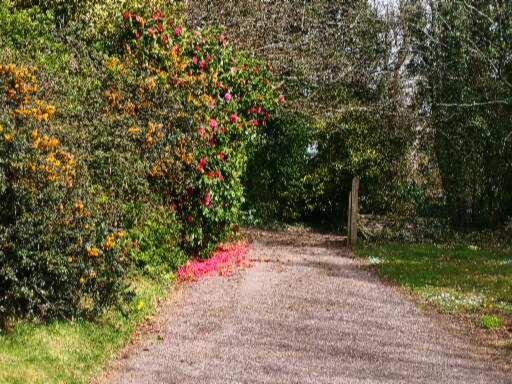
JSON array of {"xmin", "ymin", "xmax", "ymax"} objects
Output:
[
  {"xmin": 0, "ymin": 2, "xmax": 281, "ymax": 322},
  {"xmin": 106, "ymin": 5, "xmax": 281, "ymax": 255},
  {"xmin": 0, "ymin": 64, "xmax": 129, "ymax": 320}
]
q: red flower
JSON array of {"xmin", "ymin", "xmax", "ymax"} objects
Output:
[
  {"xmin": 198, "ymin": 157, "xmax": 208, "ymax": 173},
  {"xmin": 157, "ymin": 23, "xmax": 164, "ymax": 33},
  {"xmin": 123, "ymin": 11, "xmax": 132, "ymax": 21},
  {"xmin": 257, "ymin": 107, "xmax": 263, "ymax": 115},
  {"xmin": 195, "ymin": 45, "xmax": 201, "ymax": 52},
  {"xmin": 249, "ymin": 106, "xmax": 257, "ymax": 114},
  {"xmin": 193, "ymin": 56, "xmax": 199, "ymax": 66},
  {"xmin": 153, "ymin": 11, "xmax": 165, "ymax": 21},
  {"xmin": 230, "ymin": 114, "xmax": 239, "ymax": 124},
  {"xmin": 174, "ymin": 27, "xmax": 183, "ymax": 38},
  {"xmin": 199, "ymin": 60, "xmax": 208, "ymax": 71},
  {"xmin": 215, "ymin": 170, "xmax": 224, "ymax": 181},
  {"xmin": 252, "ymin": 119, "xmax": 260, "ymax": 127},
  {"xmin": 219, "ymin": 34, "xmax": 226, "ymax": 45},
  {"xmin": 208, "ymin": 171, "xmax": 215, "ymax": 179},
  {"xmin": 218, "ymin": 152, "xmax": 226, "ymax": 161},
  {"xmin": 187, "ymin": 215, "xmax": 194, "ymax": 223}
]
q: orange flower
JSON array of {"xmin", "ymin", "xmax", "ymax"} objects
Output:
[
  {"xmin": 103, "ymin": 234, "xmax": 117, "ymax": 251},
  {"xmin": 87, "ymin": 247, "xmax": 101, "ymax": 258}
]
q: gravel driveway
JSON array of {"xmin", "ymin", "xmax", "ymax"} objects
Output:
[{"xmin": 107, "ymin": 229, "xmax": 510, "ymax": 384}]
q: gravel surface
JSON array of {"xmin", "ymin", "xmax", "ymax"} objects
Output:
[{"xmin": 107, "ymin": 229, "xmax": 511, "ymax": 384}]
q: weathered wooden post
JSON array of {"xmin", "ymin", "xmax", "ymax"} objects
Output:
[{"xmin": 347, "ymin": 177, "xmax": 360, "ymax": 247}]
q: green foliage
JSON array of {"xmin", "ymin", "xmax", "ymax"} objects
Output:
[
  {"xmin": 245, "ymin": 112, "xmax": 316, "ymax": 222},
  {"xmin": 480, "ymin": 315, "xmax": 503, "ymax": 330},
  {"xmin": 128, "ymin": 208, "xmax": 186, "ymax": 276},
  {"xmin": 410, "ymin": 0, "xmax": 512, "ymax": 228}
]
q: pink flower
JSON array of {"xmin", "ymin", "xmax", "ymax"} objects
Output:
[
  {"xmin": 193, "ymin": 56, "xmax": 199, "ymax": 65},
  {"xmin": 174, "ymin": 27, "xmax": 182, "ymax": 38},
  {"xmin": 252, "ymin": 119, "xmax": 260, "ymax": 127},
  {"xmin": 198, "ymin": 126, "xmax": 206, "ymax": 138},
  {"xmin": 224, "ymin": 93, "xmax": 232, "ymax": 102},
  {"xmin": 278, "ymin": 95, "xmax": 286, "ymax": 105},
  {"xmin": 230, "ymin": 114, "xmax": 239, "ymax": 124},
  {"xmin": 148, "ymin": 28, "xmax": 157, "ymax": 38},
  {"xmin": 199, "ymin": 60, "xmax": 208, "ymax": 71},
  {"xmin": 135, "ymin": 15, "xmax": 145, "ymax": 26},
  {"xmin": 219, "ymin": 34, "xmax": 226, "ymax": 45},
  {"xmin": 210, "ymin": 119, "xmax": 218, "ymax": 130},
  {"xmin": 204, "ymin": 191, "xmax": 212, "ymax": 207}
]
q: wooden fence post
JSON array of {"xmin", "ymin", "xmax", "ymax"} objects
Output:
[{"xmin": 347, "ymin": 177, "xmax": 360, "ymax": 247}]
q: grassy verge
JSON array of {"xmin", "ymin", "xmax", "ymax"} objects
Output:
[
  {"xmin": 356, "ymin": 243, "xmax": 512, "ymax": 349},
  {"xmin": 0, "ymin": 275, "xmax": 173, "ymax": 384}
]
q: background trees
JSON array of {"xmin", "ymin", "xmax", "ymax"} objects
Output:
[{"xmin": 189, "ymin": 0, "xmax": 512, "ymax": 229}]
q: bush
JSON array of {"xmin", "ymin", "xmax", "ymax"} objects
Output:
[
  {"xmin": 0, "ymin": 1, "xmax": 281, "ymax": 323},
  {"xmin": 105, "ymin": 5, "xmax": 280, "ymax": 255},
  {"xmin": 0, "ymin": 64, "xmax": 129, "ymax": 320}
]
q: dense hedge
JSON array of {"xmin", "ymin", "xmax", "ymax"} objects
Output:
[{"xmin": 0, "ymin": 1, "xmax": 280, "ymax": 322}]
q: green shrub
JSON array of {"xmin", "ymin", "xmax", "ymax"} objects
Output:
[
  {"xmin": 128, "ymin": 207, "xmax": 186, "ymax": 276},
  {"xmin": 480, "ymin": 315, "xmax": 503, "ymax": 330},
  {"xmin": 0, "ymin": 64, "xmax": 130, "ymax": 320}
]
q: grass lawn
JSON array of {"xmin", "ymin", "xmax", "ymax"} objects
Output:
[
  {"xmin": 356, "ymin": 243, "xmax": 512, "ymax": 348},
  {"xmin": 0, "ymin": 276, "xmax": 173, "ymax": 384}
]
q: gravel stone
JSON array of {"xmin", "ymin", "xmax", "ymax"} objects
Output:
[{"xmin": 108, "ymin": 229, "xmax": 511, "ymax": 384}]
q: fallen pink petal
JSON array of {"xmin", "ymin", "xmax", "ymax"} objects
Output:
[{"xmin": 177, "ymin": 242, "xmax": 252, "ymax": 283}]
